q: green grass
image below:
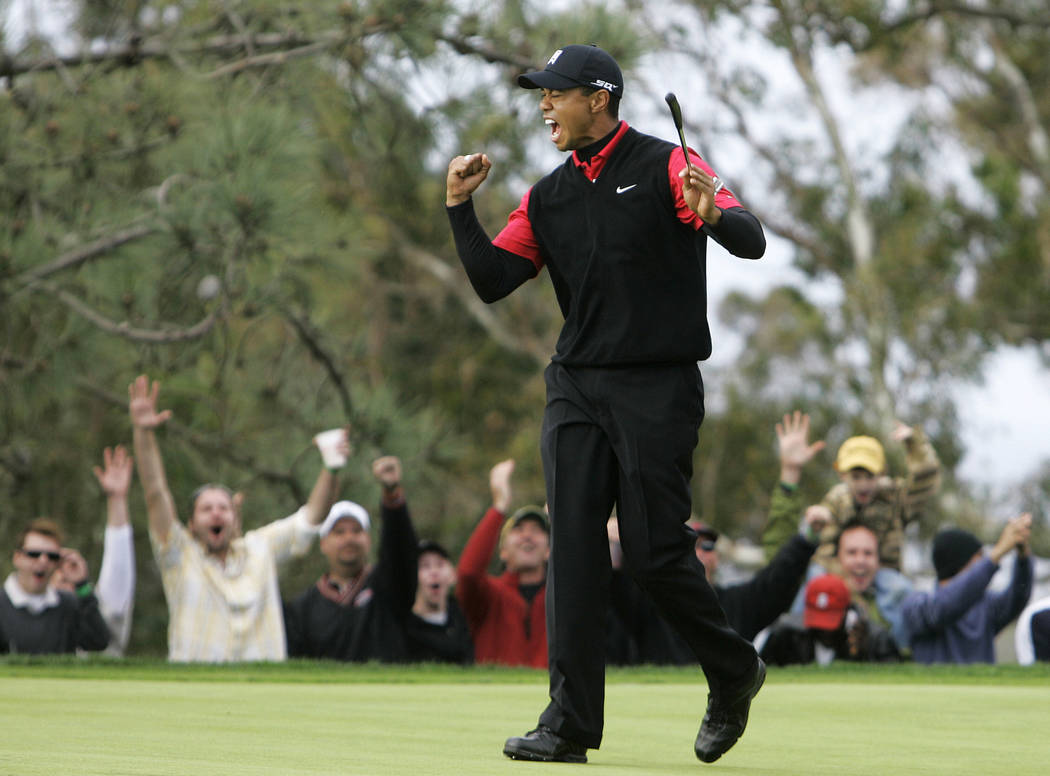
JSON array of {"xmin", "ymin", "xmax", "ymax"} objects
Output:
[{"xmin": 1, "ymin": 660, "xmax": 1047, "ymax": 775}]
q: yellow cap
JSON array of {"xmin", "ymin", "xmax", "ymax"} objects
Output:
[{"xmin": 835, "ymin": 436, "xmax": 885, "ymax": 474}]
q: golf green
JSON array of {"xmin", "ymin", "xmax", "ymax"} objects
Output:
[{"xmin": 0, "ymin": 664, "xmax": 1046, "ymax": 775}]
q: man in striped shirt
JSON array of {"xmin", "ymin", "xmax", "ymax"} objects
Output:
[{"xmin": 129, "ymin": 375, "xmax": 343, "ymax": 662}]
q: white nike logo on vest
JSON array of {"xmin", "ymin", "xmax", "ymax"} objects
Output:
[{"xmin": 615, "ymin": 184, "xmax": 637, "ymax": 194}]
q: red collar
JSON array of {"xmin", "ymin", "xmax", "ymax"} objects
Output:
[{"xmin": 572, "ymin": 121, "xmax": 630, "ymax": 182}]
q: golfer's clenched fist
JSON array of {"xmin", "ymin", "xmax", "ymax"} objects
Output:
[{"xmin": 446, "ymin": 152, "xmax": 492, "ymax": 207}]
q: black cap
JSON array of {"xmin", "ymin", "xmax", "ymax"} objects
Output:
[
  {"xmin": 932, "ymin": 528, "xmax": 983, "ymax": 581},
  {"xmin": 517, "ymin": 44, "xmax": 623, "ymax": 98},
  {"xmin": 417, "ymin": 539, "xmax": 450, "ymax": 560}
]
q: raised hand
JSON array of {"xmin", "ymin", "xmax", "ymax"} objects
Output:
[
  {"xmin": 128, "ymin": 375, "xmax": 172, "ymax": 430},
  {"xmin": 58, "ymin": 548, "xmax": 89, "ymax": 587},
  {"xmin": 890, "ymin": 420, "xmax": 914, "ymax": 444},
  {"xmin": 372, "ymin": 456, "xmax": 403, "ymax": 493},
  {"xmin": 776, "ymin": 411, "xmax": 826, "ymax": 484},
  {"xmin": 446, "ymin": 153, "xmax": 492, "ymax": 207},
  {"xmin": 93, "ymin": 445, "xmax": 133, "ymax": 498},
  {"xmin": 489, "ymin": 458, "xmax": 515, "ymax": 514},
  {"xmin": 680, "ymin": 164, "xmax": 721, "ymax": 224}
]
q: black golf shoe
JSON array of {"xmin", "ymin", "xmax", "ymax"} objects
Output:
[
  {"xmin": 694, "ymin": 657, "xmax": 766, "ymax": 763},
  {"xmin": 503, "ymin": 725, "xmax": 588, "ymax": 763}
]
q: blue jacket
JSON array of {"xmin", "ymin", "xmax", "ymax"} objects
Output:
[{"xmin": 902, "ymin": 554, "xmax": 1032, "ymax": 664}]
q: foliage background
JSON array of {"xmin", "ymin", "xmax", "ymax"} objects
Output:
[{"xmin": 2, "ymin": 1, "xmax": 1048, "ymax": 654}]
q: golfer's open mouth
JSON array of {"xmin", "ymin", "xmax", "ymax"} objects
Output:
[
  {"xmin": 210, "ymin": 526, "xmax": 223, "ymax": 537},
  {"xmin": 545, "ymin": 118, "xmax": 561, "ymax": 142}
]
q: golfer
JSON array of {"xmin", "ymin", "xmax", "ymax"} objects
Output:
[{"xmin": 445, "ymin": 44, "xmax": 766, "ymax": 764}]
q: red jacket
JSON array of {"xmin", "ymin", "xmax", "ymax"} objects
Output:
[{"xmin": 456, "ymin": 507, "xmax": 548, "ymax": 668}]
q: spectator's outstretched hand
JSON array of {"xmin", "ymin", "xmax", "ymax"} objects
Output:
[
  {"xmin": 93, "ymin": 445, "xmax": 133, "ymax": 498},
  {"xmin": 56, "ymin": 548, "xmax": 89, "ymax": 589},
  {"xmin": 372, "ymin": 456, "xmax": 402, "ymax": 492},
  {"xmin": 489, "ymin": 459, "xmax": 514, "ymax": 514},
  {"xmin": 776, "ymin": 411, "xmax": 825, "ymax": 484},
  {"xmin": 128, "ymin": 375, "xmax": 172, "ymax": 429},
  {"xmin": 992, "ymin": 513, "xmax": 1032, "ymax": 561},
  {"xmin": 803, "ymin": 505, "xmax": 831, "ymax": 537},
  {"xmin": 890, "ymin": 420, "xmax": 914, "ymax": 444}
]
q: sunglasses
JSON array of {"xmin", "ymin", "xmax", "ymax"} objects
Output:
[
  {"xmin": 19, "ymin": 549, "xmax": 62, "ymax": 562},
  {"xmin": 698, "ymin": 540, "xmax": 717, "ymax": 552}
]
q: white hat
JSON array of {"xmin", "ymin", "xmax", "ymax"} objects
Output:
[{"xmin": 319, "ymin": 500, "xmax": 370, "ymax": 537}]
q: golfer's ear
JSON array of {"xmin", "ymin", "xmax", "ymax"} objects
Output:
[{"xmin": 591, "ymin": 89, "xmax": 610, "ymax": 113}]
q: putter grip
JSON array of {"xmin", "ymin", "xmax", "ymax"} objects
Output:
[{"xmin": 665, "ymin": 93, "xmax": 683, "ymax": 128}]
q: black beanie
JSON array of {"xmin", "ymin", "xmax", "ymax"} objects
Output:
[{"xmin": 932, "ymin": 528, "xmax": 983, "ymax": 581}]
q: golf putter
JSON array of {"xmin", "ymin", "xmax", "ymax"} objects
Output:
[{"xmin": 664, "ymin": 92, "xmax": 724, "ymax": 195}]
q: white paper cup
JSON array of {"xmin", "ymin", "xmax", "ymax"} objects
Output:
[{"xmin": 314, "ymin": 428, "xmax": 348, "ymax": 469}]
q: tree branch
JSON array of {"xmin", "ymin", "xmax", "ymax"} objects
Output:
[
  {"xmin": 73, "ymin": 379, "xmax": 304, "ymax": 501},
  {"xmin": 27, "ymin": 279, "xmax": 222, "ymax": 343},
  {"xmin": 205, "ymin": 39, "xmax": 337, "ymax": 79},
  {"xmin": 878, "ymin": 2, "xmax": 1050, "ymax": 38},
  {"xmin": 390, "ymin": 232, "xmax": 547, "ymax": 367},
  {"xmin": 11, "ymin": 221, "xmax": 158, "ymax": 287},
  {"xmin": 282, "ymin": 310, "xmax": 355, "ymax": 419},
  {"xmin": 436, "ymin": 33, "xmax": 537, "ymax": 69}
]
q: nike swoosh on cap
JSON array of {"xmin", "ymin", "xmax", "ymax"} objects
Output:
[{"xmin": 615, "ymin": 184, "xmax": 637, "ymax": 194}]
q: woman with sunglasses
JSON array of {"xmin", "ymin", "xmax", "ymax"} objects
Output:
[{"xmin": 0, "ymin": 518, "xmax": 110, "ymax": 654}]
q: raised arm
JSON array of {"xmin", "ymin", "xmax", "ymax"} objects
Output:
[
  {"xmin": 680, "ymin": 162, "xmax": 765, "ymax": 259},
  {"xmin": 92, "ymin": 445, "xmax": 136, "ymax": 651},
  {"xmin": 94, "ymin": 445, "xmax": 133, "ymax": 529},
  {"xmin": 301, "ymin": 428, "xmax": 349, "ymax": 526},
  {"xmin": 892, "ymin": 421, "xmax": 941, "ymax": 526},
  {"xmin": 988, "ymin": 514, "xmax": 1034, "ymax": 632},
  {"xmin": 456, "ymin": 459, "xmax": 515, "ymax": 622},
  {"xmin": 128, "ymin": 375, "xmax": 177, "ymax": 545},
  {"xmin": 371, "ymin": 456, "xmax": 420, "ymax": 612},
  {"xmin": 762, "ymin": 411, "xmax": 826, "ymax": 560}
]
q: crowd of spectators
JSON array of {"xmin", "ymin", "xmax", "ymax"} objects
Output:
[{"xmin": 2, "ymin": 383, "xmax": 1046, "ymax": 669}]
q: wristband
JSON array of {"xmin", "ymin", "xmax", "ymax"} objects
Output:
[
  {"xmin": 779, "ymin": 481, "xmax": 798, "ymax": 494},
  {"xmin": 74, "ymin": 580, "xmax": 94, "ymax": 597}
]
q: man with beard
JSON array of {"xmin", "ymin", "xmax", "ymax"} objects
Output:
[{"xmin": 129, "ymin": 375, "xmax": 343, "ymax": 662}]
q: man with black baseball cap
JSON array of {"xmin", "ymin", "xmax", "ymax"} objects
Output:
[
  {"xmin": 405, "ymin": 539, "xmax": 474, "ymax": 664},
  {"xmin": 516, "ymin": 44, "xmax": 624, "ymax": 98},
  {"xmin": 902, "ymin": 514, "xmax": 1033, "ymax": 664},
  {"xmin": 446, "ymin": 43, "xmax": 766, "ymax": 765}
]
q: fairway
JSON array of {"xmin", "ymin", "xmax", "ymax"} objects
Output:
[{"xmin": 1, "ymin": 663, "xmax": 1047, "ymax": 775}]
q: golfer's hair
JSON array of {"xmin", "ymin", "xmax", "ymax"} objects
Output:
[
  {"xmin": 17, "ymin": 517, "xmax": 64, "ymax": 549},
  {"xmin": 579, "ymin": 85, "xmax": 620, "ymax": 119},
  {"xmin": 833, "ymin": 517, "xmax": 878, "ymax": 555},
  {"xmin": 190, "ymin": 483, "xmax": 235, "ymax": 513}
]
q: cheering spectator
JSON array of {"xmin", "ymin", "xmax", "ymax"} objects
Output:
[
  {"xmin": 815, "ymin": 422, "xmax": 940, "ymax": 572},
  {"xmin": 129, "ymin": 374, "xmax": 343, "ymax": 662},
  {"xmin": 902, "ymin": 515, "xmax": 1033, "ymax": 664},
  {"xmin": 457, "ymin": 459, "xmax": 549, "ymax": 667},
  {"xmin": 405, "ymin": 539, "xmax": 474, "ymax": 664},
  {"xmin": 284, "ymin": 456, "xmax": 417, "ymax": 662},
  {"xmin": 760, "ymin": 573, "xmax": 900, "ymax": 666},
  {"xmin": 0, "ymin": 518, "xmax": 109, "ymax": 654}
]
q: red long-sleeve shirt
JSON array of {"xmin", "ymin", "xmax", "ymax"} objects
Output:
[{"xmin": 455, "ymin": 507, "xmax": 548, "ymax": 668}]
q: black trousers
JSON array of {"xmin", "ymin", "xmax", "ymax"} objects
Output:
[{"xmin": 536, "ymin": 361, "xmax": 757, "ymax": 749}]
